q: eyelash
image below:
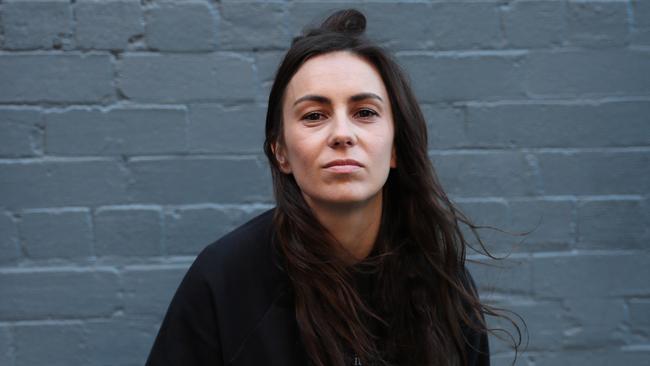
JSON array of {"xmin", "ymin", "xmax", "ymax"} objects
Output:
[{"xmin": 302, "ymin": 108, "xmax": 379, "ymax": 121}]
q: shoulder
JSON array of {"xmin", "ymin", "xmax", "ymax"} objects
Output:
[
  {"xmin": 191, "ymin": 208, "xmax": 281, "ymax": 280},
  {"xmin": 177, "ymin": 207, "xmax": 286, "ymax": 307},
  {"xmin": 147, "ymin": 208, "xmax": 292, "ymax": 365},
  {"xmin": 184, "ymin": 208, "xmax": 294, "ymax": 361}
]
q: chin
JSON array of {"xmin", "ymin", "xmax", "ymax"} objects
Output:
[{"xmin": 308, "ymin": 190, "xmax": 382, "ymax": 207}]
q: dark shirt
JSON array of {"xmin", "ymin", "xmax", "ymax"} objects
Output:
[{"xmin": 146, "ymin": 208, "xmax": 490, "ymax": 366}]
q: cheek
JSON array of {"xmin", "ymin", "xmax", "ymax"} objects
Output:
[
  {"xmin": 285, "ymin": 138, "xmax": 318, "ymax": 174},
  {"xmin": 371, "ymin": 131, "xmax": 395, "ymax": 162}
]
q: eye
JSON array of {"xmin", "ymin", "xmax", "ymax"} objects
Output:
[
  {"xmin": 302, "ymin": 112, "xmax": 326, "ymax": 122},
  {"xmin": 356, "ymin": 108, "xmax": 379, "ymax": 119}
]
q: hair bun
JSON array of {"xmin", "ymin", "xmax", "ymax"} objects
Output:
[{"xmin": 320, "ymin": 9, "xmax": 366, "ymax": 36}]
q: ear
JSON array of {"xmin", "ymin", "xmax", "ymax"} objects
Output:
[
  {"xmin": 272, "ymin": 142, "xmax": 292, "ymax": 174},
  {"xmin": 390, "ymin": 145, "xmax": 397, "ymax": 168}
]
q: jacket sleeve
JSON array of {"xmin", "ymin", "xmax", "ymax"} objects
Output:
[
  {"xmin": 145, "ymin": 256, "xmax": 224, "ymax": 366},
  {"xmin": 463, "ymin": 269, "xmax": 490, "ymax": 366}
]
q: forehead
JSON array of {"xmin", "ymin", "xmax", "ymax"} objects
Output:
[{"xmin": 283, "ymin": 51, "xmax": 389, "ymax": 103}]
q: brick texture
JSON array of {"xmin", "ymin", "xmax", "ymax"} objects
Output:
[
  {"xmin": 45, "ymin": 108, "xmax": 187, "ymax": 155},
  {"xmin": 145, "ymin": 2, "xmax": 215, "ymax": 52},
  {"xmin": 1, "ymin": 1, "xmax": 647, "ymax": 365},
  {"xmin": 2, "ymin": 0, "xmax": 72, "ymax": 50},
  {"xmin": 0, "ymin": 109, "xmax": 44, "ymax": 157},
  {"xmin": 75, "ymin": 0, "xmax": 143, "ymax": 51},
  {"xmin": 18, "ymin": 208, "xmax": 93, "ymax": 259},
  {"xmin": 0, "ymin": 55, "xmax": 114, "ymax": 103}
]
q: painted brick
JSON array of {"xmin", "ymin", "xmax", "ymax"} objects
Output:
[
  {"xmin": 0, "ymin": 54, "xmax": 114, "ymax": 103},
  {"xmin": 632, "ymin": 0, "xmax": 650, "ymax": 45},
  {"xmin": 254, "ymin": 51, "xmax": 284, "ymax": 100},
  {"xmin": 508, "ymin": 200, "xmax": 574, "ymax": 252},
  {"xmin": 496, "ymin": 300, "xmax": 566, "ymax": 351},
  {"xmin": 0, "ymin": 11, "xmax": 4, "ymax": 50},
  {"xmin": 562, "ymin": 298, "xmax": 627, "ymax": 348},
  {"xmin": 533, "ymin": 253, "xmax": 650, "ymax": 298},
  {"xmin": 0, "ymin": 1, "xmax": 648, "ymax": 361},
  {"xmin": 118, "ymin": 53, "xmax": 255, "ymax": 102},
  {"xmin": 188, "ymin": 104, "xmax": 265, "ymax": 154},
  {"xmin": 430, "ymin": 151, "xmax": 536, "ymax": 197},
  {"xmin": 491, "ymin": 347, "xmax": 528, "ymax": 362},
  {"xmin": 126, "ymin": 157, "xmax": 273, "ymax": 204},
  {"xmin": 462, "ymin": 199, "xmax": 575, "ymax": 254},
  {"xmin": 568, "ymin": 0, "xmax": 629, "ymax": 47},
  {"xmin": 455, "ymin": 200, "xmax": 511, "ymax": 254},
  {"xmin": 255, "ymin": 51, "xmax": 284, "ymax": 83},
  {"xmin": 503, "ymin": 0, "xmax": 567, "ymax": 48},
  {"xmin": 628, "ymin": 298, "xmax": 650, "ymax": 336},
  {"xmin": 84, "ymin": 316, "xmax": 158, "ymax": 366},
  {"xmin": 421, "ymin": 104, "xmax": 467, "ymax": 149},
  {"xmin": 219, "ymin": 2, "xmax": 288, "ymax": 50},
  {"xmin": 75, "ymin": 0, "xmax": 144, "ymax": 50},
  {"xmin": 0, "ymin": 269, "xmax": 120, "ymax": 320},
  {"xmin": 2, "ymin": 0, "xmax": 72, "ymax": 50},
  {"xmin": 426, "ymin": 2, "xmax": 501, "ymax": 50},
  {"xmin": 13, "ymin": 323, "xmax": 85, "ymax": 366},
  {"xmin": 287, "ymin": 2, "xmax": 349, "ymax": 38},
  {"xmin": 576, "ymin": 199, "xmax": 649, "ymax": 250},
  {"xmin": 537, "ymin": 151, "xmax": 650, "ymax": 195},
  {"xmin": 45, "ymin": 108, "xmax": 187, "ymax": 155},
  {"xmin": 163, "ymin": 205, "xmax": 269, "ymax": 255},
  {"xmin": 0, "ymin": 109, "xmax": 44, "ymax": 157},
  {"xmin": 525, "ymin": 50, "xmax": 650, "ymax": 97},
  {"xmin": 465, "ymin": 101, "xmax": 650, "ymax": 148},
  {"xmin": 0, "ymin": 212, "xmax": 19, "ymax": 264},
  {"xmin": 0, "ymin": 326, "xmax": 10, "ymax": 366},
  {"xmin": 534, "ymin": 350, "xmax": 650, "ymax": 366},
  {"xmin": 0, "ymin": 161, "xmax": 129, "ymax": 209},
  {"xmin": 489, "ymin": 353, "xmax": 531, "ymax": 366},
  {"xmin": 340, "ymin": 3, "xmax": 437, "ymax": 50},
  {"xmin": 164, "ymin": 207, "xmax": 227, "ymax": 256},
  {"xmin": 122, "ymin": 266, "xmax": 189, "ymax": 317},
  {"xmin": 18, "ymin": 209, "xmax": 93, "ymax": 259},
  {"xmin": 366, "ymin": 2, "xmax": 500, "ymax": 50},
  {"xmin": 290, "ymin": 2, "xmax": 501, "ymax": 51},
  {"xmin": 399, "ymin": 53, "xmax": 527, "ymax": 102},
  {"xmin": 486, "ymin": 325, "xmax": 516, "ymax": 355},
  {"xmin": 94, "ymin": 207, "xmax": 161, "ymax": 257},
  {"xmin": 146, "ymin": 2, "xmax": 215, "ymax": 51},
  {"xmin": 467, "ymin": 258, "xmax": 533, "ymax": 295}
]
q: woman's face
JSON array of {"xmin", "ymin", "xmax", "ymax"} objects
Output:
[{"xmin": 275, "ymin": 51, "xmax": 396, "ymax": 209}]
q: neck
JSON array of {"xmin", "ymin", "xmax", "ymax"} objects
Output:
[{"xmin": 304, "ymin": 192, "xmax": 383, "ymax": 264}]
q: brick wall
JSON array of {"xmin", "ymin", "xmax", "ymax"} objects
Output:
[{"xmin": 1, "ymin": 1, "xmax": 648, "ymax": 365}]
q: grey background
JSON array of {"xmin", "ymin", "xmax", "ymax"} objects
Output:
[{"xmin": 1, "ymin": 0, "xmax": 649, "ymax": 365}]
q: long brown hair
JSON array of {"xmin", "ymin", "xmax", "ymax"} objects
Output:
[{"xmin": 263, "ymin": 9, "xmax": 523, "ymax": 366}]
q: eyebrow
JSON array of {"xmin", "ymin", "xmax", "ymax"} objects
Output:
[{"xmin": 292, "ymin": 92, "xmax": 384, "ymax": 107}]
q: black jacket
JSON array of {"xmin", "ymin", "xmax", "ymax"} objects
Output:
[{"xmin": 146, "ymin": 208, "xmax": 490, "ymax": 366}]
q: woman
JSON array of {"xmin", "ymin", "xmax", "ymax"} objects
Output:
[{"xmin": 147, "ymin": 9, "xmax": 519, "ymax": 366}]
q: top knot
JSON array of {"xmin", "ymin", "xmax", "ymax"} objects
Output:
[{"xmin": 319, "ymin": 8, "xmax": 366, "ymax": 36}]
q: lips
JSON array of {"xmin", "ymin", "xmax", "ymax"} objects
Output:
[{"xmin": 323, "ymin": 159, "xmax": 364, "ymax": 168}]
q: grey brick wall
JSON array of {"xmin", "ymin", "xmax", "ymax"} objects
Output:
[{"xmin": 0, "ymin": 1, "xmax": 648, "ymax": 365}]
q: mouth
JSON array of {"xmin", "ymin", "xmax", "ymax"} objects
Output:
[
  {"xmin": 323, "ymin": 159, "xmax": 364, "ymax": 168},
  {"xmin": 322, "ymin": 159, "xmax": 364, "ymax": 174}
]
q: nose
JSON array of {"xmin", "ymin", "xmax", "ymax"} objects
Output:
[{"xmin": 327, "ymin": 112, "xmax": 357, "ymax": 148}]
